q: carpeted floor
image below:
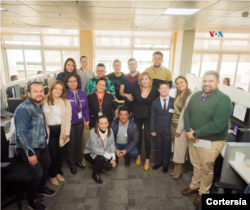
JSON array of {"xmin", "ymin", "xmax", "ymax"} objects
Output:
[{"xmin": 3, "ymin": 158, "xmax": 199, "ymax": 210}]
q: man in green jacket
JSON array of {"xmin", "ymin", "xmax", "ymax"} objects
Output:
[
  {"xmin": 182, "ymin": 70, "xmax": 233, "ymax": 205},
  {"xmin": 85, "ymin": 63, "xmax": 115, "ymax": 95}
]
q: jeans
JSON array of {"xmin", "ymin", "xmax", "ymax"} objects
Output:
[
  {"xmin": 67, "ymin": 122, "xmax": 84, "ymax": 168},
  {"xmin": 84, "ymin": 154, "xmax": 112, "ymax": 174},
  {"xmin": 115, "ymin": 143, "xmax": 138, "ymax": 160},
  {"xmin": 48, "ymin": 125, "xmax": 63, "ymax": 178},
  {"xmin": 17, "ymin": 143, "xmax": 51, "ymax": 201}
]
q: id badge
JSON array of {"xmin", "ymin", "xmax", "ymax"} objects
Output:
[
  {"xmin": 78, "ymin": 112, "xmax": 82, "ymax": 119},
  {"xmin": 98, "ymin": 111, "xmax": 103, "ymax": 116}
]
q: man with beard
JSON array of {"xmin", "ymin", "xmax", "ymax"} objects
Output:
[
  {"xmin": 145, "ymin": 51, "xmax": 172, "ymax": 88},
  {"xmin": 182, "ymin": 70, "xmax": 233, "ymax": 206},
  {"xmin": 15, "ymin": 82, "xmax": 55, "ymax": 210}
]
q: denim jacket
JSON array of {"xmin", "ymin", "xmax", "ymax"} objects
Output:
[{"xmin": 14, "ymin": 97, "xmax": 47, "ymax": 157}]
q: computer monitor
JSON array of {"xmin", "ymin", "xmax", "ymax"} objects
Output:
[
  {"xmin": 7, "ymin": 99, "xmax": 25, "ymax": 113},
  {"xmin": 229, "ymin": 102, "xmax": 250, "ymax": 129}
]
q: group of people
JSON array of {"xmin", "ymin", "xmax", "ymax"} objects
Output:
[{"xmin": 13, "ymin": 51, "xmax": 233, "ymax": 210}]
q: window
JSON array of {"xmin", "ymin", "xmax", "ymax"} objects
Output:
[
  {"xmin": 200, "ymin": 54, "xmax": 219, "ymax": 77},
  {"xmin": 191, "ymin": 53, "xmax": 201, "ymax": 76},
  {"xmin": 2, "ymin": 29, "xmax": 79, "ymax": 80},
  {"xmin": 220, "ymin": 54, "xmax": 238, "ymax": 85},
  {"xmin": 94, "ymin": 30, "xmax": 171, "ymax": 74},
  {"xmin": 235, "ymin": 54, "xmax": 250, "ymax": 91}
]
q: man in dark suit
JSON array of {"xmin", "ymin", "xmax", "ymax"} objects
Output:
[{"xmin": 150, "ymin": 81, "xmax": 174, "ymax": 173}]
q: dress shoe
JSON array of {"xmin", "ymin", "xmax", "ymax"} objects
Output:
[
  {"xmin": 56, "ymin": 174, "xmax": 65, "ymax": 182},
  {"xmin": 136, "ymin": 160, "xmax": 141, "ymax": 165},
  {"xmin": 163, "ymin": 167, "xmax": 168, "ymax": 174},
  {"xmin": 50, "ymin": 177, "xmax": 59, "ymax": 186},
  {"xmin": 182, "ymin": 187, "xmax": 199, "ymax": 196},
  {"xmin": 92, "ymin": 173, "xmax": 103, "ymax": 184},
  {"xmin": 170, "ymin": 163, "xmax": 178, "ymax": 176},
  {"xmin": 28, "ymin": 199, "xmax": 46, "ymax": 210},
  {"xmin": 193, "ymin": 194, "xmax": 202, "ymax": 205},
  {"xmin": 152, "ymin": 164, "xmax": 162, "ymax": 170},
  {"xmin": 125, "ymin": 157, "xmax": 130, "ymax": 167},
  {"xmin": 76, "ymin": 162, "xmax": 86, "ymax": 169},
  {"xmin": 144, "ymin": 166, "xmax": 149, "ymax": 171},
  {"xmin": 70, "ymin": 167, "xmax": 77, "ymax": 175},
  {"xmin": 38, "ymin": 186, "xmax": 56, "ymax": 197},
  {"xmin": 172, "ymin": 164, "xmax": 184, "ymax": 180}
]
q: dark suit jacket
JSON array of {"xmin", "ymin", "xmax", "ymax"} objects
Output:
[{"xmin": 150, "ymin": 96, "xmax": 174, "ymax": 134}]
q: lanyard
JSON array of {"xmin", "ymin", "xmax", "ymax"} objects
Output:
[
  {"xmin": 70, "ymin": 91, "xmax": 82, "ymax": 112},
  {"xmin": 96, "ymin": 92, "xmax": 105, "ymax": 110},
  {"xmin": 98, "ymin": 133, "xmax": 105, "ymax": 148}
]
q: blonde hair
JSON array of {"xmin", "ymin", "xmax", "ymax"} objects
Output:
[
  {"xmin": 46, "ymin": 80, "xmax": 67, "ymax": 106},
  {"xmin": 138, "ymin": 72, "xmax": 153, "ymax": 92}
]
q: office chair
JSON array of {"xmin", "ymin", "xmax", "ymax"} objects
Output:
[{"xmin": 1, "ymin": 127, "xmax": 44, "ymax": 210}]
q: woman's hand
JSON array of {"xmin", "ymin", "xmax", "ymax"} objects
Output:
[
  {"xmin": 110, "ymin": 159, "xmax": 116, "ymax": 167},
  {"xmin": 61, "ymin": 135, "xmax": 68, "ymax": 143},
  {"xmin": 125, "ymin": 94, "xmax": 133, "ymax": 101},
  {"xmin": 84, "ymin": 119, "xmax": 89, "ymax": 130},
  {"xmin": 113, "ymin": 109, "xmax": 118, "ymax": 120},
  {"xmin": 113, "ymin": 96, "xmax": 124, "ymax": 104},
  {"xmin": 175, "ymin": 132, "xmax": 180, "ymax": 138}
]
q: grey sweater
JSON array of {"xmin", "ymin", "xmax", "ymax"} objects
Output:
[{"xmin": 84, "ymin": 128, "xmax": 116, "ymax": 160}]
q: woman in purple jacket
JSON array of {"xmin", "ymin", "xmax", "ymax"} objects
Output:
[{"xmin": 64, "ymin": 73, "xmax": 90, "ymax": 175}]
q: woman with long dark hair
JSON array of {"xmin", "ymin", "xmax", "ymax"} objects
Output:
[
  {"xmin": 170, "ymin": 76, "xmax": 192, "ymax": 180},
  {"xmin": 223, "ymin": 78, "xmax": 231, "ymax": 86},
  {"xmin": 56, "ymin": 58, "xmax": 81, "ymax": 86},
  {"xmin": 84, "ymin": 115, "xmax": 116, "ymax": 184},
  {"xmin": 43, "ymin": 80, "xmax": 72, "ymax": 185}
]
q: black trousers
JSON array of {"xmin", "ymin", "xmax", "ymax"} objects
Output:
[
  {"xmin": 154, "ymin": 132, "xmax": 171, "ymax": 168},
  {"xmin": 67, "ymin": 122, "xmax": 84, "ymax": 168},
  {"xmin": 48, "ymin": 125, "xmax": 63, "ymax": 178},
  {"xmin": 134, "ymin": 117, "xmax": 151, "ymax": 159},
  {"xmin": 17, "ymin": 144, "xmax": 51, "ymax": 201},
  {"xmin": 84, "ymin": 154, "xmax": 112, "ymax": 174}
]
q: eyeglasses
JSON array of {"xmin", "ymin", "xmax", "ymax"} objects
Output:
[
  {"xmin": 128, "ymin": 63, "xmax": 137, "ymax": 66},
  {"xmin": 68, "ymin": 80, "xmax": 77, "ymax": 83},
  {"xmin": 96, "ymin": 70, "xmax": 106, "ymax": 72}
]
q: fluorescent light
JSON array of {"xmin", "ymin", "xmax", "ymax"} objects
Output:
[
  {"xmin": 0, "ymin": 8, "xmax": 7, "ymax": 11},
  {"xmin": 163, "ymin": 8, "xmax": 200, "ymax": 16}
]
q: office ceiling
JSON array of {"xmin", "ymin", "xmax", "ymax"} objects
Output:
[{"xmin": 1, "ymin": 0, "xmax": 250, "ymax": 33}]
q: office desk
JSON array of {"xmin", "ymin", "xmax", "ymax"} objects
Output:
[
  {"xmin": 220, "ymin": 129, "xmax": 234, "ymax": 158},
  {"xmin": 229, "ymin": 161, "xmax": 250, "ymax": 184}
]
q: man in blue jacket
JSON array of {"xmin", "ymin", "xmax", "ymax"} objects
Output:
[
  {"xmin": 111, "ymin": 106, "xmax": 139, "ymax": 167},
  {"xmin": 15, "ymin": 82, "xmax": 55, "ymax": 210}
]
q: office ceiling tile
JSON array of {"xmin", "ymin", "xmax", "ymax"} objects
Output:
[
  {"xmin": 55, "ymin": 1, "xmax": 97, "ymax": 7},
  {"xmin": 0, "ymin": 12, "xmax": 23, "ymax": 17},
  {"xmin": 12, "ymin": 11, "xmax": 50, "ymax": 17},
  {"xmin": 213, "ymin": 17, "xmax": 242, "ymax": 23},
  {"xmin": 134, "ymin": 1, "xmax": 175, "ymax": 9},
  {"xmin": 62, "ymin": 6, "xmax": 102, "ymax": 14},
  {"xmin": 96, "ymin": 1, "xmax": 133, "ymax": 8},
  {"xmin": 28, "ymin": 5, "xmax": 67, "ymax": 12},
  {"xmin": 106, "ymin": 19, "xmax": 130, "ymax": 23},
  {"xmin": 206, "ymin": 1, "xmax": 250, "ymax": 10},
  {"xmin": 132, "ymin": 8, "xmax": 166, "ymax": 15},
  {"xmin": 193, "ymin": 10, "xmax": 234, "ymax": 17},
  {"xmin": 27, "ymin": 17, "xmax": 59, "ymax": 22},
  {"xmin": 225, "ymin": 10, "xmax": 250, "ymax": 17},
  {"xmin": 1, "ymin": 5, "xmax": 37, "ymax": 12},
  {"xmin": 159, "ymin": 15, "xmax": 188, "ymax": 21},
  {"xmin": 102, "ymin": 14, "xmax": 131, "ymax": 19},
  {"xmin": 44, "ymin": 12, "xmax": 74, "ymax": 18},
  {"xmin": 130, "ymin": 15, "xmax": 160, "ymax": 20},
  {"xmin": 170, "ymin": 1, "xmax": 218, "ymax": 9},
  {"xmin": 18, "ymin": 1, "xmax": 59, "ymax": 6},
  {"xmin": 73, "ymin": 13, "xmax": 104, "ymax": 19},
  {"xmin": 1, "ymin": 0, "xmax": 22, "ymax": 5},
  {"xmin": 108, "ymin": 23, "xmax": 129, "ymax": 27},
  {"xmin": 99, "ymin": 7, "xmax": 132, "ymax": 15}
]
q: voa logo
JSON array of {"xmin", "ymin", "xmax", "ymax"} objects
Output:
[{"xmin": 209, "ymin": 31, "xmax": 223, "ymax": 37}]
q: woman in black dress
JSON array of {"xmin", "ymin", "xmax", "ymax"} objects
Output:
[
  {"xmin": 126, "ymin": 72, "xmax": 159, "ymax": 170},
  {"xmin": 87, "ymin": 78, "xmax": 118, "ymax": 128}
]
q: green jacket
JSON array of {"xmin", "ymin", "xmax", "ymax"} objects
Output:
[
  {"xmin": 184, "ymin": 89, "xmax": 233, "ymax": 141},
  {"xmin": 84, "ymin": 76, "xmax": 115, "ymax": 95}
]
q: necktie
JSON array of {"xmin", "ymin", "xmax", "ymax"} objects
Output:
[{"xmin": 163, "ymin": 99, "xmax": 167, "ymax": 111}]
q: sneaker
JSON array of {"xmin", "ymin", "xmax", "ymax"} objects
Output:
[
  {"xmin": 28, "ymin": 199, "xmax": 47, "ymax": 210},
  {"xmin": 38, "ymin": 186, "xmax": 56, "ymax": 197}
]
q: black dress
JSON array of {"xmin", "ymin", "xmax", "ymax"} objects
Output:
[
  {"xmin": 87, "ymin": 91, "xmax": 118, "ymax": 127},
  {"xmin": 130, "ymin": 86, "xmax": 159, "ymax": 119}
]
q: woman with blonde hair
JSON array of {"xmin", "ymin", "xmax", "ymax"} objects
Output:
[
  {"xmin": 43, "ymin": 80, "xmax": 72, "ymax": 185},
  {"xmin": 126, "ymin": 72, "xmax": 159, "ymax": 170}
]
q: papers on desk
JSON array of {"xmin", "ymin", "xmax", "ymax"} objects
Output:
[
  {"xmin": 193, "ymin": 139, "xmax": 211, "ymax": 150},
  {"xmin": 233, "ymin": 103, "xmax": 247, "ymax": 122}
]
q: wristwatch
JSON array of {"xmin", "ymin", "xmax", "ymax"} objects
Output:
[{"xmin": 193, "ymin": 132, "xmax": 196, "ymax": 137}]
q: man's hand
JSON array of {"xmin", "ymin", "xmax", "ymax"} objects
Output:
[
  {"xmin": 175, "ymin": 132, "xmax": 180, "ymax": 138},
  {"xmin": 61, "ymin": 135, "xmax": 68, "ymax": 143},
  {"xmin": 110, "ymin": 159, "xmax": 116, "ymax": 167},
  {"xmin": 151, "ymin": 132, "xmax": 156, "ymax": 136},
  {"xmin": 125, "ymin": 94, "xmax": 133, "ymax": 101},
  {"xmin": 115, "ymin": 149, "xmax": 122, "ymax": 157},
  {"xmin": 106, "ymin": 91, "xmax": 111, "ymax": 94},
  {"xmin": 186, "ymin": 128, "xmax": 195, "ymax": 140},
  {"xmin": 119, "ymin": 150, "xmax": 127, "ymax": 157},
  {"xmin": 28, "ymin": 155, "xmax": 37, "ymax": 167}
]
